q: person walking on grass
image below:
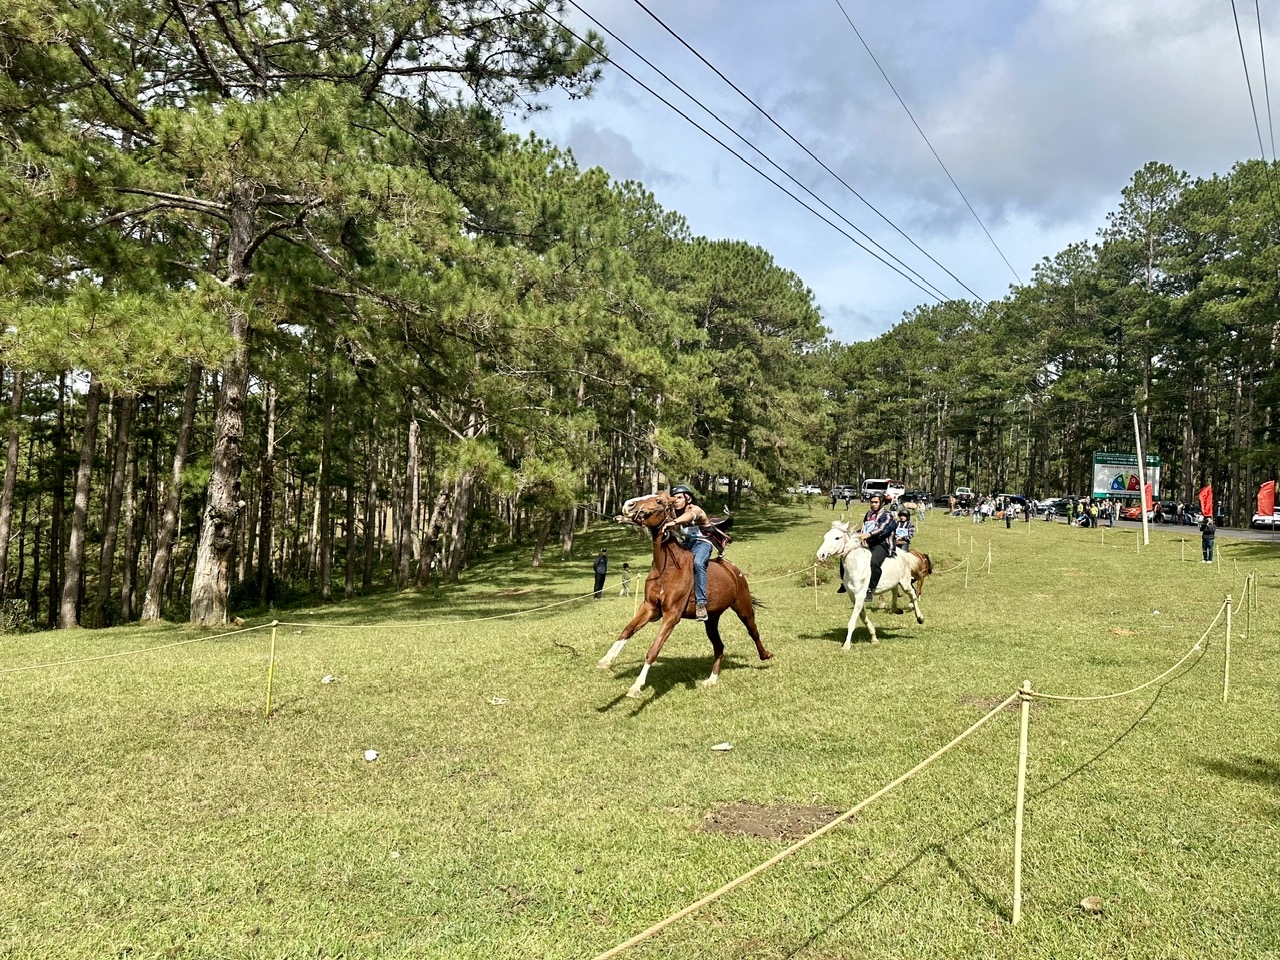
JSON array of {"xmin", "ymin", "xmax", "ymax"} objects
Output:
[
  {"xmin": 1200, "ymin": 513, "xmax": 1216, "ymax": 563},
  {"xmin": 619, "ymin": 562, "xmax": 632, "ymax": 596}
]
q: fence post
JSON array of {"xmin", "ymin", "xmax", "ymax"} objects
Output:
[
  {"xmin": 265, "ymin": 620, "xmax": 279, "ymax": 720},
  {"xmin": 1012, "ymin": 679, "xmax": 1033, "ymax": 925},
  {"xmin": 814, "ymin": 564, "xmax": 818, "ymax": 610},
  {"xmin": 986, "ymin": 541, "xmax": 992, "ymax": 574},
  {"xmin": 1222, "ymin": 595, "xmax": 1232, "ymax": 704}
]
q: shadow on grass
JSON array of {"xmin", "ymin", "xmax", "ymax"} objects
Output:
[
  {"xmin": 596, "ymin": 655, "xmax": 765, "ymax": 713},
  {"xmin": 784, "ymin": 688, "xmax": 1183, "ymax": 952},
  {"xmin": 1198, "ymin": 755, "xmax": 1280, "ymax": 791}
]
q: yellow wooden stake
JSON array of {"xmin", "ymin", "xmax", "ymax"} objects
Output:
[
  {"xmin": 1012, "ymin": 679, "xmax": 1033, "ymax": 925},
  {"xmin": 265, "ymin": 621, "xmax": 279, "ymax": 720},
  {"xmin": 964, "ymin": 559, "xmax": 969, "ymax": 590},
  {"xmin": 986, "ymin": 541, "xmax": 992, "ymax": 574},
  {"xmin": 1223, "ymin": 595, "xmax": 1232, "ymax": 704},
  {"xmin": 814, "ymin": 563, "xmax": 819, "ymax": 610}
]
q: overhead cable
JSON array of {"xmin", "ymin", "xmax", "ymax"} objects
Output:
[
  {"xmin": 833, "ymin": 0, "xmax": 1023, "ymax": 285},
  {"xmin": 547, "ymin": 11, "xmax": 951, "ymax": 303},
  {"xmin": 602, "ymin": 0, "xmax": 987, "ymax": 303}
]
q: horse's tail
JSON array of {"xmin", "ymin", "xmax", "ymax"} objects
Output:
[{"xmin": 751, "ymin": 595, "xmax": 767, "ymax": 611}]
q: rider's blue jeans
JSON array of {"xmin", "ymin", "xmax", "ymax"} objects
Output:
[{"xmin": 690, "ymin": 539, "xmax": 713, "ymax": 604}]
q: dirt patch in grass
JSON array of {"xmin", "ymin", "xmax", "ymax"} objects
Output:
[
  {"xmin": 494, "ymin": 588, "xmax": 538, "ymax": 597},
  {"xmin": 1108, "ymin": 628, "xmax": 1139, "ymax": 636},
  {"xmin": 700, "ymin": 803, "xmax": 842, "ymax": 840}
]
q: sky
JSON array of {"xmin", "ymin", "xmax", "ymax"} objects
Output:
[{"xmin": 513, "ymin": 0, "xmax": 1276, "ymax": 342}]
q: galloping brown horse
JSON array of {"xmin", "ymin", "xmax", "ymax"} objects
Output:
[{"xmin": 598, "ymin": 491, "xmax": 771, "ymax": 698}]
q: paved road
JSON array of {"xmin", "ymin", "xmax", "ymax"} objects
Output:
[{"xmin": 1072, "ymin": 518, "xmax": 1280, "ymax": 543}]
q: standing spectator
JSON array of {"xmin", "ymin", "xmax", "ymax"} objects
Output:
[
  {"xmin": 830, "ymin": 488, "xmax": 839, "ymax": 511},
  {"xmin": 593, "ymin": 549, "xmax": 608, "ymax": 598},
  {"xmin": 843, "ymin": 489, "xmax": 854, "ymax": 510},
  {"xmin": 895, "ymin": 509, "xmax": 915, "ymax": 553},
  {"xmin": 619, "ymin": 561, "xmax": 632, "ymax": 597},
  {"xmin": 1216, "ymin": 499, "xmax": 1226, "ymax": 527},
  {"xmin": 1107, "ymin": 501, "xmax": 1115, "ymax": 527},
  {"xmin": 1004, "ymin": 500, "xmax": 1013, "ymax": 529},
  {"xmin": 1089, "ymin": 502, "xmax": 1099, "ymax": 526},
  {"xmin": 1200, "ymin": 513, "xmax": 1216, "ymax": 563}
]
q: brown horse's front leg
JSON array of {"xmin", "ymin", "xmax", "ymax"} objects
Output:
[
  {"xmin": 627, "ymin": 608, "xmax": 684, "ymax": 698},
  {"xmin": 597, "ymin": 599, "xmax": 660, "ymax": 669},
  {"xmin": 702, "ymin": 613, "xmax": 726, "ymax": 689}
]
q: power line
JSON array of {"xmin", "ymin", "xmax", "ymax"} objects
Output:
[
  {"xmin": 1255, "ymin": 0, "xmax": 1277, "ymax": 160},
  {"xmin": 560, "ymin": 4, "xmax": 956, "ymax": 302},
  {"xmin": 1230, "ymin": 0, "xmax": 1280, "ymax": 231},
  {"xmin": 1233, "ymin": 0, "xmax": 1272, "ymax": 160},
  {"xmin": 545, "ymin": 11, "xmax": 952, "ymax": 303},
  {"xmin": 832, "ymin": 0, "xmax": 1023, "ymax": 286},
  {"xmin": 608, "ymin": 0, "xmax": 987, "ymax": 304}
]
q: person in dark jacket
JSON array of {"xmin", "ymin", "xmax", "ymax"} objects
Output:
[
  {"xmin": 593, "ymin": 549, "xmax": 608, "ymax": 598},
  {"xmin": 860, "ymin": 493, "xmax": 897, "ymax": 600},
  {"xmin": 1200, "ymin": 515, "xmax": 1216, "ymax": 563}
]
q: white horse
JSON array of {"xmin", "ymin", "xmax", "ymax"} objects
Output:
[{"xmin": 816, "ymin": 521, "xmax": 930, "ymax": 649}]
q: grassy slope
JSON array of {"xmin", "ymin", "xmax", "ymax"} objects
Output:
[{"xmin": 2, "ymin": 502, "xmax": 1278, "ymax": 959}]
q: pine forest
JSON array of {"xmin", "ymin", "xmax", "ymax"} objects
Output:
[{"xmin": 1, "ymin": 4, "xmax": 1277, "ymax": 629}]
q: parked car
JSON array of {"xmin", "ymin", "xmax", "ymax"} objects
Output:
[
  {"xmin": 1251, "ymin": 513, "xmax": 1280, "ymax": 529},
  {"xmin": 901, "ymin": 489, "xmax": 930, "ymax": 504},
  {"xmin": 1120, "ymin": 504, "xmax": 1143, "ymax": 521},
  {"xmin": 1036, "ymin": 497, "xmax": 1070, "ymax": 517}
]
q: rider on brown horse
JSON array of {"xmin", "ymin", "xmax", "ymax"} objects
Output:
[{"xmin": 661, "ymin": 484, "xmax": 714, "ymax": 620}]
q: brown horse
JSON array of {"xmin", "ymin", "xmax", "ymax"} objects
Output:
[{"xmin": 598, "ymin": 491, "xmax": 772, "ymax": 698}]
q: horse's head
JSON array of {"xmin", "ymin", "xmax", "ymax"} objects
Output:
[
  {"xmin": 816, "ymin": 520, "xmax": 860, "ymax": 562},
  {"xmin": 617, "ymin": 492, "xmax": 678, "ymax": 533}
]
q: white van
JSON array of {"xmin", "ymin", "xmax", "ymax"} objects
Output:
[{"xmin": 861, "ymin": 478, "xmax": 906, "ymax": 502}]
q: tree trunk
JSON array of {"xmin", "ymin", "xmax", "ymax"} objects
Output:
[
  {"xmin": 257, "ymin": 382, "xmax": 276, "ymax": 605},
  {"xmin": 362, "ymin": 439, "xmax": 377, "ymax": 592},
  {"xmin": 0, "ymin": 371, "xmax": 23, "ymax": 601},
  {"xmin": 397, "ymin": 415, "xmax": 418, "ymax": 587},
  {"xmin": 92, "ymin": 394, "xmax": 136, "ymax": 626},
  {"xmin": 143, "ymin": 367, "xmax": 202, "ymax": 621},
  {"xmin": 318, "ymin": 371, "xmax": 335, "ymax": 601},
  {"xmin": 59, "ymin": 375, "xmax": 103, "ymax": 628},
  {"xmin": 119, "ymin": 409, "xmax": 139, "ymax": 623},
  {"xmin": 48, "ymin": 373, "xmax": 66, "ymax": 628},
  {"xmin": 344, "ymin": 432, "xmax": 357, "ymax": 599},
  {"xmin": 417, "ymin": 486, "xmax": 450, "ymax": 587},
  {"xmin": 191, "ymin": 184, "xmax": 260, "ymax": 626}
]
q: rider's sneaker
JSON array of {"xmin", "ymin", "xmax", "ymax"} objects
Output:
[{"xmin": 696, "ymin": 602, "xmax": 708, "ymax": 621}]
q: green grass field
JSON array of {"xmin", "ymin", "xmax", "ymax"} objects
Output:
[{"xmin": 3, "ymin": 503, "xmax": 1278, "ymax": 960}]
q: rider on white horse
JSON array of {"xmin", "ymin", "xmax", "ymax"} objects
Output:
[{"xmin": 839, "ymin": 492, "xmax": 896, "ymax": 599}]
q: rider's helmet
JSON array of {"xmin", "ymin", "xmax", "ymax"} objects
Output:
[{"xmin": 669, "ymin": 484, "xmax": 698, "ymax": 501}]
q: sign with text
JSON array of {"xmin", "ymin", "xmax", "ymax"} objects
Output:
[{"xmin": 1092, "ymin": 452, "xmax": 1161, "ymax": 499}]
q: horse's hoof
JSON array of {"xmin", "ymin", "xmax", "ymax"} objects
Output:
[
  {"xmin": 916, "ymin": 616, "xmax": 924, "ymax": 625},
  {"xmin": 701, "ymin": 676, "xmax": 718, "ymax": 689},
  {"xmin": 596, "ymin": 658, "xmax": 613, "ymax": 670},
  {"xmin": 842, "ymin": 642, "xmax": 852, "ymax": 652},
  {"xmin": 869, "ymin": 637, "xmax": 880, "ymax": 644},
  {"xmin": 625, "ymin": 686, "xmax": 644, "ymax": 699},
  {"xmin": 759, "ymin": 650, "xmax": 773, "ymax": 661}
]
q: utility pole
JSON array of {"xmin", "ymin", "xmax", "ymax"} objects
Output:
[{"xmin": 1134, "ymin": 411, "xmax": 1150, "ymax": 546}]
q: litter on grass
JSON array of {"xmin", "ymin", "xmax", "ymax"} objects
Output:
[
  {"xmin": 363, "ymin": 750, "xmax": 379, "ymax": 762},
  {"xmin": 710, "ymin": 742, "xmax": 733, "ymax": 752}
]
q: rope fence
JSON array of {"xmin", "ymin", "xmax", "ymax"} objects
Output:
[
  {"xmin": 590, "ymin": 579, "xmax": 1252, "ymax": 957},
  {"xmin": 0, "ymin": 515, "xmax": 1265, "ymax": 949}
]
